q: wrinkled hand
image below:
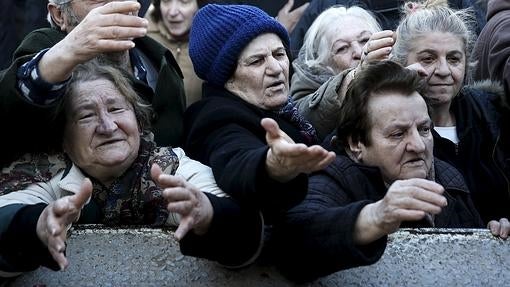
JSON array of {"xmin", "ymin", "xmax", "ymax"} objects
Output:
[
  {"xmin": 487, "ymin": 218, "xmax": 510, "ymax": 239},
  {"xmin": 360, "ymin": 30, "xmax": 395, "ymax": 68},
  {"xmin": 151, "ymin": 164, "xmax": 214, "ymax": 241},
  {"xmin": 41, "ymin": 1, "xmax": 147, "ymax": 82},
  {"xmin": 36, "ymin": 178, "xmax": 92, "ymax": 270},
  {"xmin": 355, "ymin": 179, "xmax": 446, "ymax": 244},
  {"xmin": 276, "ymin": 0, "xmax": 309, "ymax": 34},
  {"xmin": 262, "ymin": 118, "xmax": 335, "ymax": 183}
]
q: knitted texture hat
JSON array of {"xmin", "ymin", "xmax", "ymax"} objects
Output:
[{"xmin": 189, "ymin": 4, "xmax": 290, "ymax": 87}]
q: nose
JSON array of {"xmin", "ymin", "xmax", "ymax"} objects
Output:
[
  {"xmin": 266, "ymin": 56, "xmax": 284, "ymax": 75},
  {"xmin": 352, "ymin": 41, "xmax": 362, "ymax": 60},
  {"xmin": 96, "ymin": 113, "xmax": 117, "ymax": 135},
  {"xmin": 168, "ymin": 2, "xmax": 180, "ymax": 16},
  {"xmin": 433, "ymin": 58, "xmax": 451, "ymax": 77},
  {"xmin": 406, "ymin": 129, "xmax": 426, "ymax": 153}
]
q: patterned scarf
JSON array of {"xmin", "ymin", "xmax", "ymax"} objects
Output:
[
  {"xmin": 276, "ymin": 98, "xmax": 320, "ymax": 145},
  {"xmin": 90, "ymin": 138, "xmax": 179, "ymax": 226}
]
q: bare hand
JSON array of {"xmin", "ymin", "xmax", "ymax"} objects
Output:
[
  {"xmin": 487, "ymin": 218, "xmax": 510, "ymax": 239},
  {"xmin": 36, "ymin": 178, "xmax": 92, "ymax": 270},
  {"xmin": 406, "ymin": 62, "xmax": 430, "ymax": 78},
  {"xmin": 276, "ymin": 0, "xmax": 309, "ymax": 34},
  {"xmin": 354, "ymin": 178, "xmax": 446, "ymax": 244},
  {"xmin": 360, "ymin": 30, "xmax": 395, "ymax": 68},
  {"xmin": 150, "ymin": 164, "xmax": 214, "ymax": 241},
  {"xmin": 262, "ymin": 118, "xmax": 335, "ymax": 182},
  {"xmin": 41, "ymin": 1, "xmax": 148, "ymax": 82}
]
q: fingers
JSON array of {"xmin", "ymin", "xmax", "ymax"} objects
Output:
[
  {"xmin": 174, "ymin": 217, "xmax": 193, "ymax": 241},
  {"xmin": 71, "ymin": 178, "xmax": 93, "ymax": 208},
  {"xmin": 281, "ymin": 0, "xmax": 294, "ymax": 12},
  {"xmin": 488, "ymin": 218, "xmax": 510, "ymax": 239},
  {"xmin": 406, "ymin": 63, "xmax": 429, "ymax": 78},
  {"xmin": 97, "ymin": 1, "xmax": 142, "ymax": 16},
  {"xmin": 47, "ymin": 236, "xmax": 69, "ymax": 270},
  {"xmin": 150, "ymin": 163, "xmax": 164, "ymax": 183},
  {"xmin": 362, "ymin": 30, "xmax": 394, "ymax": 62},
  {"xmin": 291, "ymin": 2, "xmax": 310, "ymax": 16}
]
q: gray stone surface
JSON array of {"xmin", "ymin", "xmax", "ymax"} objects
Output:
[{"xmin": 7, "ymin": 227, "xmax": 510, "ymax": 286}]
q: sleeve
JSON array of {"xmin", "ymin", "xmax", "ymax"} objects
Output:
[
  {"xmin": 179, "ymin": 193, "xmax": 264, "ymax": 268},
  {"xmin": 273, "ymin": 171, "xmax": 386, "ymax": 282},
  {"xmin": 205, "ymin": 123, "xmax": 307, "ymax": 223},
  {"xmin": 292, "ymin": 71, "xmax": 349, "ymax": 140},
  {"xmin": 172, "ymin": 147, "xmax": 227, "ymax": 198},
  {"xmin": 0, "ymin": 203, "xmax": 60, "ymax": 273},
  {"xmin": 487, "ymin": 15, "xmax": 510, "ymax": 101}
]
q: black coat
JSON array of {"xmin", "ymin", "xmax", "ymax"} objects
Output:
[
  {"xmin": 433, "ymin": 86, "xmax": 510, "ymax": 223},
  {"xmin": 274, "ymin": 154, "xmax": 483, "ymax": 282},
  {"xmin": 183, "ymin": 84, "xmax": 308, "ymax": 222}
]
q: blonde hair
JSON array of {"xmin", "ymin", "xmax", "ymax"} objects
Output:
[
  {"xmin": 392, "ymin": 0, "xmax": 476, "ymax": 81},
  {"xmin": 301, "ymin": 5, "xmax": 381, "ymax": 72}
]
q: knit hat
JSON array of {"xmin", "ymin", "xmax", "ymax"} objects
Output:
[{"xmin": 189, "ymin": 4, "xmax": 290, "ymax": 87}]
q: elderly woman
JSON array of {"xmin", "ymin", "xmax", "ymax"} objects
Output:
[
  {"xmin": 0, "ymin": 61, "xmax": 263, "ymax": 276},
  {"xmin": 390, "ymin": 1, "xmax": 510, "ymax": 235},
  {"xmin": 274, "ymin": 61, "xmax": 487, "ymax": 282},
  {"xmin": 290, "ymin": 6, "xmax": 381, "ymax": 139},
  {"xmin": 183, "ymin": 4, "xmax": 335, "ymax": 223},
  {"xmin": 146, "ymin": 0, "xmax": 205, "ymax": 106}
]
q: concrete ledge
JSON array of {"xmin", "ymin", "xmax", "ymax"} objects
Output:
[{"xmin": 8, "ymin": 226, "xmax": 510, "ymax": 286}]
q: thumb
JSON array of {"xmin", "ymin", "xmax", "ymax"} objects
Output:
[
  {"xmin": 150, "ymin": 163, "xmax": 163, "ymax": 184},
  {"xmin": 261, "ymin": 118, "xmax": 280, "ymax": 141},
  {"xmin": 70, "ymin": 178, "xmax": 93, "ymax": 209}
]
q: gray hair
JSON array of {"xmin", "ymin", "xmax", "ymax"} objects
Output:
[
  {"xmin": 47, "ymin": 0, "xmax": 75, "ymax": 29},
  {"xmin": 301, "ymin": 5, "xmax": 381, "ymax": 72},
  {"xmin": 391, "ymin": 2, "xmax": 476, "ymax": 82}
]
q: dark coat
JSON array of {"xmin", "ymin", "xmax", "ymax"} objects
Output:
[
  {"xmin": 183, "ymin": 84, "xmax": 308, "ymax": 222},
  {"xmin": 433, "ymin": 85, "xmax": 510, "ymax": 223},
  {"xmin": 472, "ymin": 0, "xmax": 510, "ymax": 96},
  {"xmin": 274, "ymin": 154, "xmax": 483, "ymax": 282},
  {"xmin": 0, "ymin": 28, "xmax": 186, "ymax": 166},
  {"xmin": 289, "ymin": 0, "xmax": 487, "ymax": 59}
]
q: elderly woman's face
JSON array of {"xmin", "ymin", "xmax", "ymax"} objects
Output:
[
  {"xmin": 354, "ymin": 91, "xmax": 433, "ymax": 184},
  {"xmin": 327, "ymin": 16, "xmax": 372, "ymax": 73},
  {"xmin": 160, "ymin": 0, "xmax": 198, "ymax": 40},
  {"xmin": 225, "ymin": 33, "xmax": 290, "ymax": 110},
  {"xmin": 406, "ymin": 32, "xmax": 466, "ymax": 109},
  {"xmin": 63, "ymin": 78, "xmax": 140, "ymax": 185}
]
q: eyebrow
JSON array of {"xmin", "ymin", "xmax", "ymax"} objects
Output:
[{"xmin": 242, "ymin": 46, "xmax": 285, "ymax": 62}]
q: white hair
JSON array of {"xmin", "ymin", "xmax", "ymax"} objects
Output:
[{"xmin": 301, "ymin": 5, "xmax": 381, "ymax": 71}]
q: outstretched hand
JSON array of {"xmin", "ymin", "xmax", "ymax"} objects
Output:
[
  {"xmin": 151, "ymin": 164, "xmax": 214, "ymax": 241},
  {"xmin": 36, "ymin": 178, "xmax": 92, "ymax": 270},
  {"xmin": 262, "ymin": 118, "xmax": 335, "ymax": 183},
  {"xmin": 277, "ymin": 0, "xmax": 310, "ymax": 34},
  {"xmin": 360, "ymin": 30, "xmax": 395, "ymax": 68}
]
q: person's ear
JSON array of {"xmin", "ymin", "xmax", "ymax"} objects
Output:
[
  {"xmin": 347, "ymin": 137, "xmax": 363, "ymax": 162},
  {"xmin": 48, "ymin": 3, "xmax": 66, "ymax": 31}
]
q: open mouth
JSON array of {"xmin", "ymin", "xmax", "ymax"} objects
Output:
[
  {"xmin": 267, "ymin": 80, "xmax": 285, "ymax": 89},
  {"xmin": 98, "ymin": 139, "xmax": 123, "ymax": 147}
]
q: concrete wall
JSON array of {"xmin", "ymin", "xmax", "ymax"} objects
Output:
[{"xmin": 8, "ymin": 227, "xmax": 510, "ymax": 286}]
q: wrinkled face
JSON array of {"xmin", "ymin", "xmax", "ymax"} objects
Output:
[
  {"xmin": 63, "ymin": 79, "xmax": 140, "ymax": 185},
  {"xmin": 355, "ymin": 92, "xmax": 434, "ymax": 184},
  {"xmin": 327, "ymin": 15, "xmax": 372, "ymax": 73},
  {"xmin": 406, "ymin": 32, "xmax": 466, "ymax": 109},
  {"xmin": 160, "ymin": 0, "xmax": 198, "ymax": 40},
  {"xmin": 225, "ymin": 33, "xmax": 290, "ymax": 110}
]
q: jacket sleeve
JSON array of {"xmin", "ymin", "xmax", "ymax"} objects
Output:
[
  {"xmin": 179, "ymin": 193, "xmax": 264, "ymax": 269},
  {"xmin": 0, "ymin": 29, "xmax": 66, "ymax": 166},
  {"xmin": 0, "ymin": 203, "xmax": 60, "ymax": 273},
  {"xmin": 291, "ymin": 71, "xmax": 349, "ymax": 140},
  {"xmin": 273, "ymin": 171, "xmax": 386, "ymax": 282}
]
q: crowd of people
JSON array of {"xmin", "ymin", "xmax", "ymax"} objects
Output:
[{"xmin": 0, "ymin": 0, "xmax": 509, "ymax": 283}]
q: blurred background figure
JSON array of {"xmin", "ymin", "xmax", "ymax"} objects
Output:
[{"xmin": 146, "ymin": 0, "xmax": 206, "ymax": 106}]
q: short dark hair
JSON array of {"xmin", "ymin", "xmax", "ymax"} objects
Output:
[
  {"xmin": 150, "ymin": 0, "xmax": 208, "ymax": 23},
  {"xmin": 335, "ymin": 60, "xmax": 427, "ymax": 149}
]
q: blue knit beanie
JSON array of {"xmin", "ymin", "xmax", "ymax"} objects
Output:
[{"xmin": 189, "ymin": 4, "xmax": 290, "ymax": 87}]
